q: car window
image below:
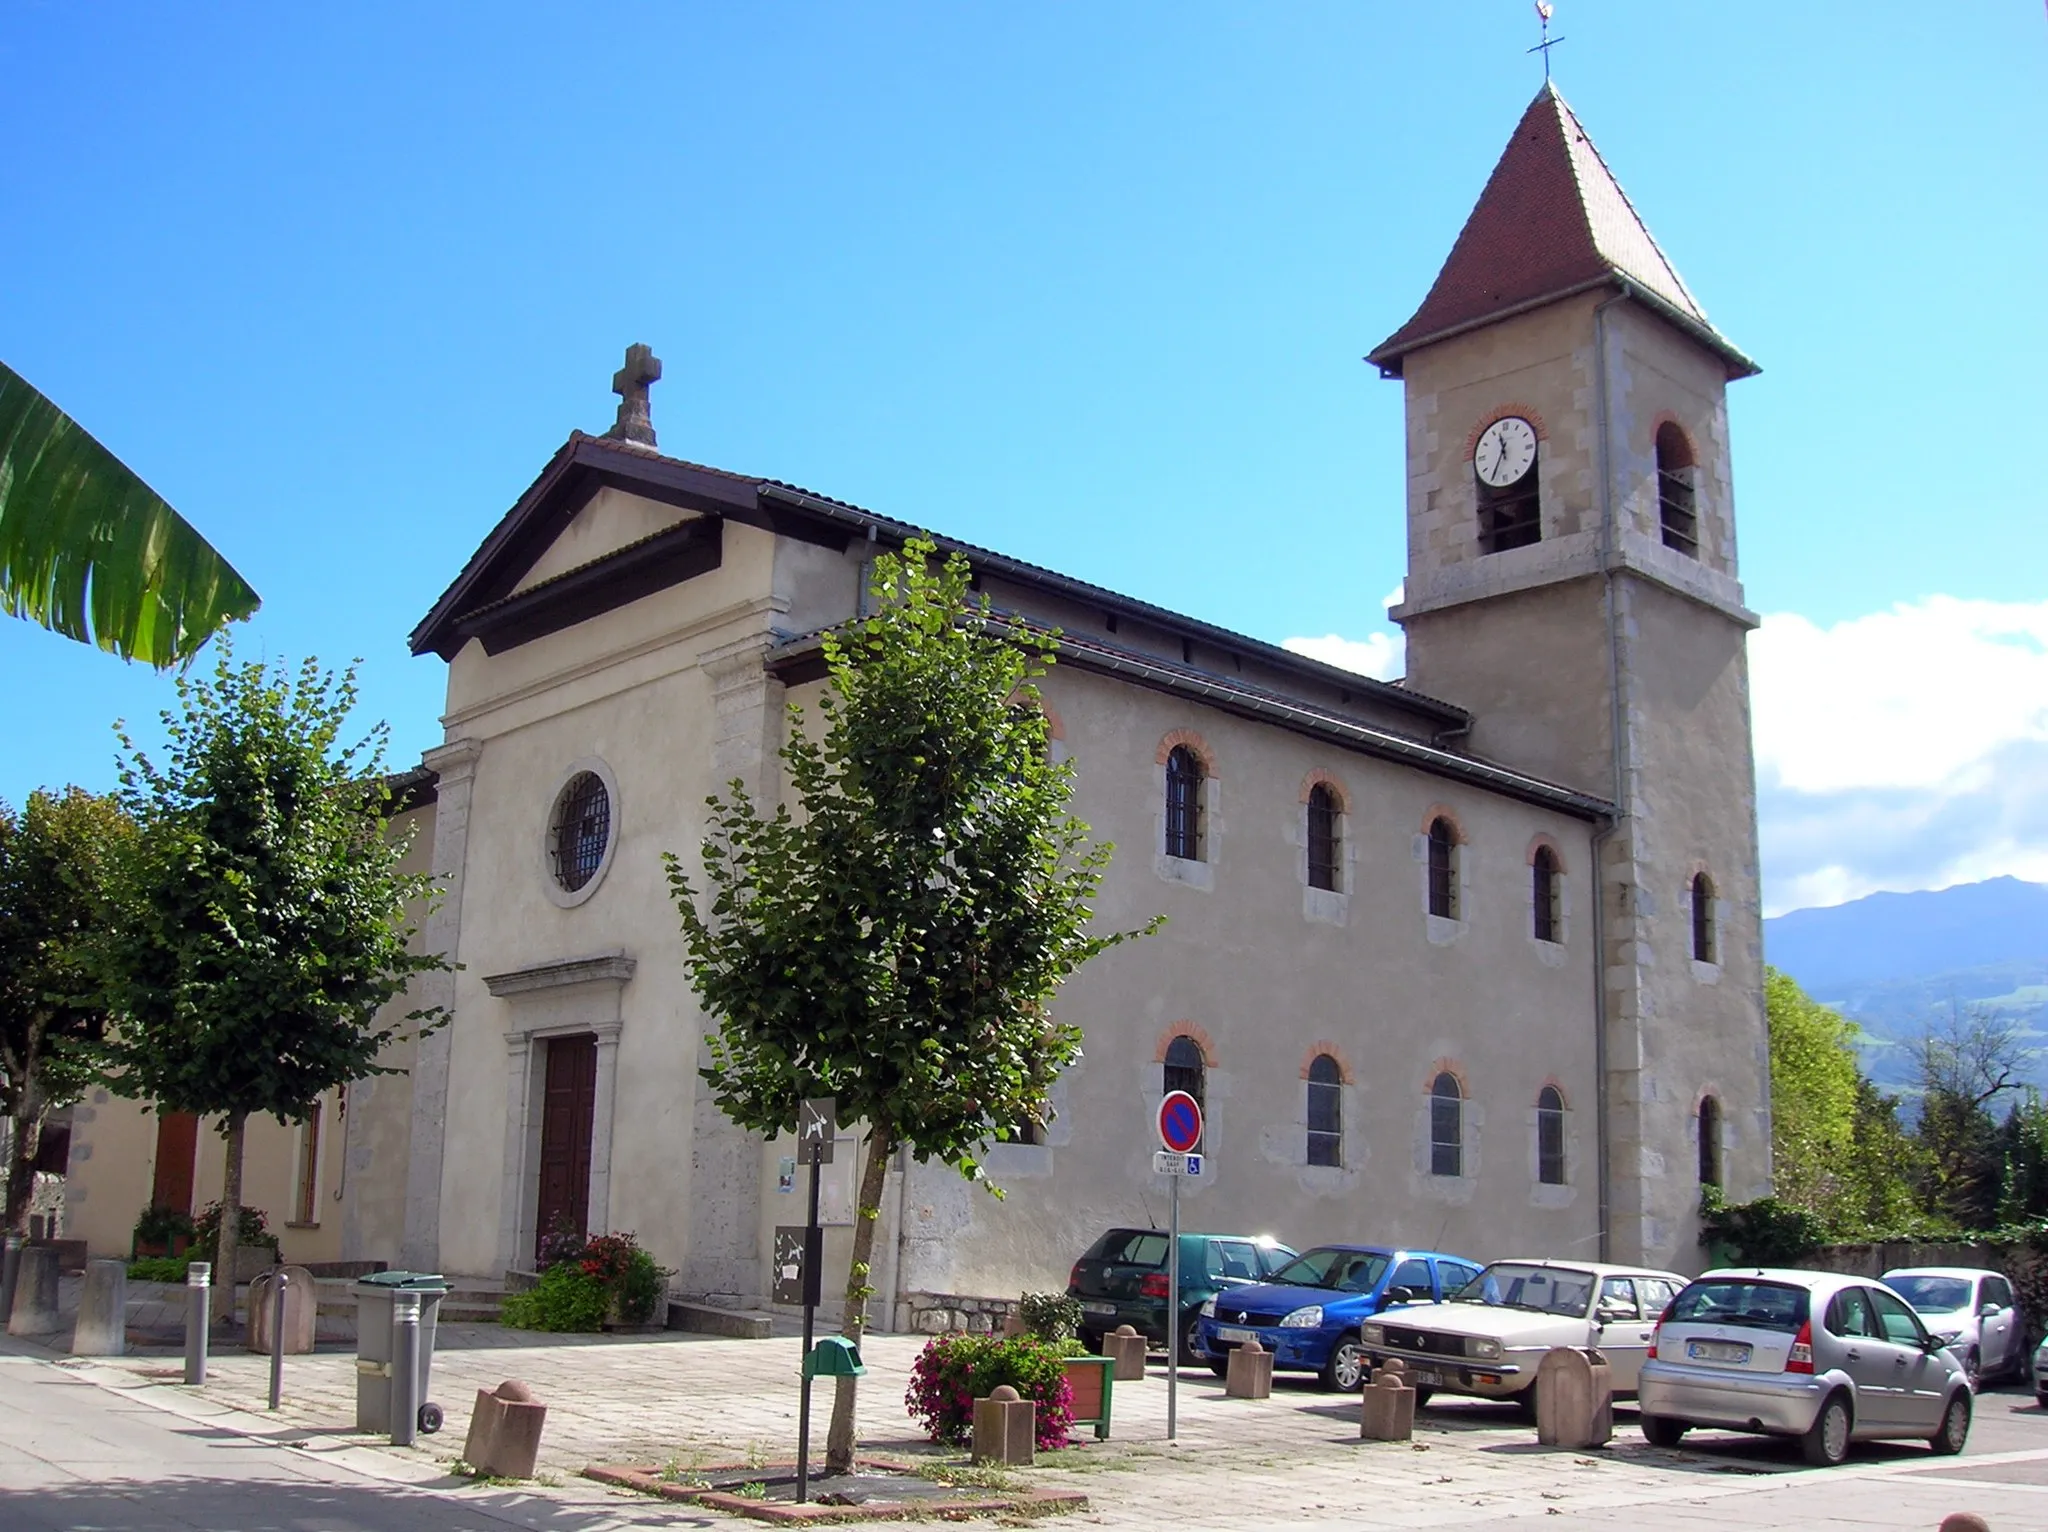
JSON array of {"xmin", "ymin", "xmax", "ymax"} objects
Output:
[
  {"xmin": 1258, "ymin": 1244, "xmax": 1297, "ymax": 1277},
  {"xmin": 1440, "ymin": 1261, "xmax": 1481, "ymax": 1292},
  {"xmin": 1638, "ymin": 1278, "xmax": 1679, "ymax": 1314},
  {"xmin": 1887, "ymin": 1275, "xmax": 1971, "ymax": 1312},
  {"xmin": 1270, "ymin": 1248, "xmax": 1388, "ymax": 1292},
  {"xmin": 1390, "ymin": 1259, "xmax": 1432, "ymax": 1296},
  {"xmin": 1454, "ymin": 1263, "xmax": 1596, "ymax": 1317},
  {"xmin": 1668, "ymin": 1279, "xmax": 1809, "ymax": 1332},
  {"xmin": 1216, "ymin": 1241, "xmax": 1260, "ymax": 1281},
  {"xmin": 1086, "ymin": 1230, "xmax": 1168, "ymax": 1266},
  {"xmin": 1825, "ymin": 1287, "xmax": 1877, "ymax": 1339},
  {"xmin": 1868, "ymin": 1287, "xmax": 1927, "ymax": 1346},
  {"xmin": 1983, "ymin": 1276, "xmax": 2014, "ymax": 1310},
  {"xmin": 1597, "ymin": 1278, "xmax": 1641, "ymax": 1320}
]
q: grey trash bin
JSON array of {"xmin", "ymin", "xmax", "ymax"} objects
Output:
[{"xmin": 354, "ymin": 1271, "xmax": 449, "ymax": 1434}]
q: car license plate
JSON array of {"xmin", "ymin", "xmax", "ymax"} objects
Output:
[
  {"xmin": 1216, "ymin": 1327, "xmax": 1256, "ymax": 1344},
  {"xmin": 1082, "ymin": 1301, "xmax": 1117, "ymax": 1316},
  {"xmin": 1410, "ymin": 1368, "xmax": 1444, "ymax": 1388},
  {"xmin": 1687, "ymin": 1339, "xmax": 1751, "ymax": 1364}
]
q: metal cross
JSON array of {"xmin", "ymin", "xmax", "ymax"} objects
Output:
[
  {"xmin": 1527, "ymin": 1, "xmax": 1565, "ymax": 81},
  {"xmin": 606, "ymin": 342, "xmax": 662, "ymax": 447}
]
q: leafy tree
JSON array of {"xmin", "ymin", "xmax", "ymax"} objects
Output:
[
  {"xmin": 0, "ymin": 361, "xmax": 258, "ymax": 666},
  {"xmin": 0, "ymin": 788, "xmax": 130, "ymax": 1231},
  {"xmin": 1910, "ymin": 1002, "xmax": 2033, "ymax": 1229},
  {"xmin": 95, "ymin": 645, "xmax": 447, "ymax": 1312},
  {"xmin": 666, "ymin": 540, "xmax": 1155, "ymax": 1473},
  {"xmin": 1765, "ymin": 967, "xmax": 1863, "ymax": 1217}
]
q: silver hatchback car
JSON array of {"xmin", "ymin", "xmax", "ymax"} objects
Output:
[{"xmin": 1638, "ymin": 1268, "xmax": 1972, "ymax": 1467}]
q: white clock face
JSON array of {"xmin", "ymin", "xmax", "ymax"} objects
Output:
[{"xmin": 1473, "ymin": 416, "xmax": 1538, "ymax": 488}]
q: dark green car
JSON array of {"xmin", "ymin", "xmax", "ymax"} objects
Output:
[{"xmin": 1068, "ymin": 1228, "xmax": 1297, "ymax": 1358}]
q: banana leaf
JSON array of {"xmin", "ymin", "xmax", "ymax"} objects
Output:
[{"xmin": 0, "ymin": 360, "xmax": 259, "ymax": 667}]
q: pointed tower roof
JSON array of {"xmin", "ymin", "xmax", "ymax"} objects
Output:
[{"xmin": 1369, "ymin": 84, "xmax": 1756, "ymax": 379}]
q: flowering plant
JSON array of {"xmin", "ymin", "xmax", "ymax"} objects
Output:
[{"xmin": 905, "ymin": 1333, "xmax": 1074, "ymax": 1451}]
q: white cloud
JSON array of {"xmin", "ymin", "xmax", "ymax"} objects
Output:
[{"xmin": 1282, "ymin": 631, "xmax": 1404, "ymax": 681}]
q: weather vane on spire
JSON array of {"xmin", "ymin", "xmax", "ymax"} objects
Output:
[{"xmin": 1528, "ymin": 1, "xmax": 1565, "ymax": 81}]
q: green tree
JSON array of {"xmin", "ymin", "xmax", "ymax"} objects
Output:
[
  {"xmin": 1910, "ymin": 1002, "xmax": 2032, "ymax": 1229},
  {"xmin": 666, "ymin": 540, "xmax": 1155, "ymax": 1473},
  {"xmin": 95, "ymin": 644, "xmax": 448, "ymax": 1312},
  {"xmin": 0, "ymin": 362, "xmax": 258, "ymax": 666},
  {"xmin": 0, "ymin": 788, "xmax": 130, "ymax": 1231},
  {"xmin": 1765, "ymin": 967, "xmax": 1862, "ymax": 1217}
]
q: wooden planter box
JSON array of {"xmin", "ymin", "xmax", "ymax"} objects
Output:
[
  {"xmin": 1062, "ymin": 1354, "xmax": 1115, "ymax": 1441},
  {"xmin": 132, "ymin": 1234, "xmax": 193, "ymax": 1259}
]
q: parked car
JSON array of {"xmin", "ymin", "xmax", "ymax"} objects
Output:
[
  {"xmin": 1358, "ymin": 1259, "xmax": 1685, "ymax": 1415},
  {"xmin": 1196, "ymin": 1244, "xmax": 1482, "ymax": 1390},
  {"xmin": 1882, "ymin": 1267, "xmax": 2023, "ymax": 1389},
  {"xmin": 1068, "ymin": 1228, "xmax": 1297, "ymax": 1358},
  {"xmin": 1638, "ymin": 1268, "xmax": 1973, "ymax": 1467},
  {"xmin": 2033, "ymin": 1335, "xmax": 2048, "ymax": 1407}
]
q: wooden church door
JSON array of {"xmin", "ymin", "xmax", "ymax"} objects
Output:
[{"xmin": 535, "ymin": 1034, "xmax": 598, "ymax": 1261}]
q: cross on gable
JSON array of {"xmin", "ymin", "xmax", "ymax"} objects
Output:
[{"xmin": 605, "ymin": 342, "xmax": 662, "ymax": 448}]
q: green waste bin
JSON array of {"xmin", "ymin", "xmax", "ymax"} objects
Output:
[{"xmin": 353, "ymin": 1271, "xmax": 449, "ymax": 1434}]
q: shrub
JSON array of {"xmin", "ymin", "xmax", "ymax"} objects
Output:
[
  {"xmin": 1018, "ymin": 1291, "xmax": 1082, "ymax": 1342},
  {"xmin": 579, "ymin": 1232, "xmax": 668, "ymax": 1325},
  {"xmin": 127, "ymin": 1256, "xmax": 190, "ymax": 1283},
  {"xmin": 905, "ymin": 1334, "xmax": 1074, "ymax": 1451},
  {"xmin": 192, "ymin": 1200, "xmax": 278, "ymax": 1256},
  {"xmin": 1699, "ymin": 1188, "xmax": 1828, "ymax": 1266},
  {"xmin": 132, "ymin": 1204, "xmax": 196, "ymax": 1252},
  {"xmin": 536, "ymin": 1213, "xmax": 586, "ymax": 1271},
  {"xmin": 500, "ymin": 1261, "xmax": 611, "ymax": 1333}
]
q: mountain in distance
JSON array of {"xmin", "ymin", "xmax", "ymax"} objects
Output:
[{"xmin": 1764, "ymin": 876, "xmax": 2048, "ymax": 1094}]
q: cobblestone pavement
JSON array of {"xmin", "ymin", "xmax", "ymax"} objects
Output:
[{"xmin": 28, "ymin": 1323, "xmax": 2048, "ymax": 1529}]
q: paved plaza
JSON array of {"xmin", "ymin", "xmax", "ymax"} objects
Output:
[{"xmin": 6, "ymin": 1313, "xmax": 2048, "ymax": 1530}]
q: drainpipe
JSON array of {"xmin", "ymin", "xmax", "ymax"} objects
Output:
[{"xmin": 889, "ymin": 1142, "xmax": 913, "ymax": 1331}]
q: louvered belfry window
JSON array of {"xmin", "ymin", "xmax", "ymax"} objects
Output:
[
  {"xmin": 550, "ymin": 771, "xmax": 611, "ymax": 892},
  {"xmin": 1306, "ymin": 784, "xmax": 1340, "ymax": 891},
  {"xmin": 1164, "ymin": 745, "xmax": 1204, "ymax": 861},
  {"xmin": 1427, "ymin": 817, "xmax": 1458, "ymax": 919},
  {"xmin": 1656, "ymin": 422, "xmax": 1699, "ymax": 558}
]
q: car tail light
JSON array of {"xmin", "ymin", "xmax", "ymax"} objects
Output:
[
  {"xmin": 1785, "ymin": 1320, "xmax": 1814, "ymax": 1374},
  {"xmin": 1069, "ymin": 1262, "xmax": 1083, "ymax": 1290},
  {"xmin": 1139, "ymin": 1272, "xmax": 1170, "ymax": 1300},
  {"xmin": 1646, "ymin": 1300, "xmax": 1675, "ymax": 1361}
]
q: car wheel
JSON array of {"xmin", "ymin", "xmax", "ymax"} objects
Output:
[
  {"xmin": 1641, "ymin": 1415, "xmax": 1688, "ymax": 1448},
  {"xmin": 1964, "ymin": 1347, "xmax": 1983, "ymax": 1392},
  {"xmin": 1514, "ymin": 1382, "xmax": 1540, "ymax": 1424},
  {"xmin": 2036, "ymin": 1388, "xmax": 2048, "ymax": 1409},
  {"xmin": 1178, "ymin": 1314, "xmax": 1205, "ymax": 1365},
  {"xmin": 1800, "ymin": 1391, "xmax": 1852, "ymax": 1468},
  {"xmin": 1320, "ymin": 1333, "xmax": 1365, "ymax": 1392},
  {"xmin": 1411, "ymin": 1386, "xmax": 1433, "ymax": 1409},
  {"xmin": 1079, "ymin": 1329, "xmax": 1104, "ymax": 1356},
  {"xmin": 1208, "ymin": 1359, "xmax": 1230, "ymax": 1379},
  {"xmin": 1929, "ymin": 1390, "xmax": 1971, "ymax": 1456}
]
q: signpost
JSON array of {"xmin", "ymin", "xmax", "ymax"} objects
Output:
[
  {"xmin": 1155, "ymin": 1089, "xmax": 1203, "ymax": 1442},
  {"xmin": 794, "ymin": 1095, "xmax": 835, "ymax": 1503}
]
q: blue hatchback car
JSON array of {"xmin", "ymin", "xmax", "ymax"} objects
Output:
[{"xmin": 1196, "ymin": 1245, "xmax": 1483, "ymax": 1390}]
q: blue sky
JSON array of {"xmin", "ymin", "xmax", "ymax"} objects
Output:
[{"xmin": 2, "ymin": 3, "xmax": 2042, "ymax": 913}]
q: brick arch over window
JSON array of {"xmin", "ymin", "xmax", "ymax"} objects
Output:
[
  {"xmin": 1461, "ymin": 403, "xmax": 1551, "ymax": 460},
  {"xmin": 1524, "ymin": 834, "xmax": 1566, "ymax": 872},
  {"xmin": 1153, "ymin": 1022, "xmax": 1218, "ymax": 1068},
  {"xmin": 1299, "ymin": 770, "xmax": 1350, "ymax": 813},
  {"xmin": 1299, "ymin": 1043, "xmax": 1355, "ymax": 1084},
  {"xmin": 1155, "ymin": 729, "xmax": 1218, "ymax": 777},
  {"xmin": 1423, "ymin": 809, "xmax": 1463, "ymax": 920},
  {"xmin": 1419, "ymin": 804, "xmax": 1466, "ymax": 841}
]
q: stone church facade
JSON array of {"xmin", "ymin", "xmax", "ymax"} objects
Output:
[{"xmin": 66, "ymin": 86, "xmax": 1771, "ymax": 1323}]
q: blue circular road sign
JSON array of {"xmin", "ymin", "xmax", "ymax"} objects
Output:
[{"xmin": 1158, "ymin": 1090, "xmax": 1203, "ymax": 1154}]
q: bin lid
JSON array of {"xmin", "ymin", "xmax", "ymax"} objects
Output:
[{"xmin": 356, "ymin": 1270, "xmax": 449, "ymax": 1289}]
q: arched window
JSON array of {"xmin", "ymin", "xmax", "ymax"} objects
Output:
[
  {"xmin": 1531, "ymin": 845, "xmax": 1560, "ymax": 943},
  {"xmin": 1306, "ymin": 784, "xmax": 1340, "ymax": 892},
  {"xmin": 1536, "ymin": 1085, "xmax": 1566, "ymax": 1186},
  {"xmin": 1430, "ymin": 1072, "xmax": 1463, "ymax": 1178},
  {"xmin": 1475, "ymin": 416, "xmax": 1541, "ymax": 555},
  {"xmin": 1427, "ymin": 817, "xmax": 1458, "ymax": 919},
  {"xmin": 1164, "ymin": 1036, "xmax": 1206, "ymax": 1150},
  {"xmin": 1164, "ymin": 745, "xmax": 1204, "ymax": 861},
  {"xmin": 1306, "ymin": 1054, "xmax": 1342, "ymax": 1167},
  {"xmin": 1691, "ymin": 872, "xmax": 1717, "ymax": 963},
  {"xmin": 1656, "ymin": 422, "xmax": 1698, "ymax": 558},
  {"xmin": 1698, "ymin": 1095, "xmax": 1722, "ymax": 1187}
]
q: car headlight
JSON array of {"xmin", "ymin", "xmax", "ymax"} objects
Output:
[
  {"xmin": 1199, "ymin": 1297, "xmax": 1216, "ymax": 1318},
  {"xmin": 1469, "ymin": 1337, "xmax": 1503, "ymax": 1360},
  {"xmin": 1279, "ymin": 1305, "xmax": 1323, "ymax": 1328},
  {"xmin": 1360, "ymin": 1323, "xmax": 1384, "ymax": 1346}
]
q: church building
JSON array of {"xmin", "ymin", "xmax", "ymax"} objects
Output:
[{"xmin": 66, "ymin": 85, "xmax": 1771, "ymax": 1325}]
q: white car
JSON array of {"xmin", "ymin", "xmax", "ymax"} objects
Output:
[
  {"xmin": 1883, "ymin": 1267, "xmax": 2022, "ymax": 1389},
  {"xmin": 1358, "ymin": 1259, "xmax": 1686, "ymax": 1415}
]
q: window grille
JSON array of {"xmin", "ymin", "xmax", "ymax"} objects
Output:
[
  {"xmin": 1427, "ymin": 818, "xmax": 1458, "ymax": 919},
  {"xmin": 1656, "ymin": 424, "xmax": 1699, "ymax": 557},
  {"xmin": 1698, "ymin": 1095, "xmax": 1722, "ymax": 1187},
  {"xmin": 1164, "ymin": 1036, "xmax": 1206, "ymax": 1150},
  {"xmin": 1691, "ymin": 872, "xmax": 1716, "ymax": 963},
  {"xmin": 1306, "ymin": 785, "xmax": 1340, "ymax": 891},
  {"xmin": 1164, "ymin": 746, "xmax": 1204, "ymax": 861},
  {"xmin": 1430, "ymin": 1072, "xmax": 1463, "ymax": 1178},
  {"xmin": 1537, "ymin": 1085, "xmax": 1566, "ymax": 1185},
  {"xmin": 1532, "ymin": 846, "xmax": 1560, "ymax": 943},
  {"xmin": 550, "ymin": 771, "xmax": 612, "ymax": 892},
  {"xmin": 1306, "ymin": 1054, "xmax": 1342, "ymax": 1167}
]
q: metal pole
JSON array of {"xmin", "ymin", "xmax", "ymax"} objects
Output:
[
  {"xmin": 796, "ymin": 1152, "xmax": 821, "ymax": 1503},
  {"xmin": 1167, "ymin": 1171, "xmax": 1180, "ymax": 1441},
  {"xmin": 268, "ymin": 1264, "xmax": 287, "ymax": 1410},
  {"xmin": 390, "ymin": 1289, "xmax": 420, "ymax": 1447},
  {"xmin": 184, "ymin": 1262, "xmax": 211, "ymax": 1385},
  {"xmin": 0, "ymin": 1233, "xmax": 21, "ymax": 1327}
]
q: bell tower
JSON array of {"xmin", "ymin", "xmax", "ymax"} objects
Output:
[{"xmin": 1371, "ymin": 84, "xmax": 1770, "ymax": 1269}]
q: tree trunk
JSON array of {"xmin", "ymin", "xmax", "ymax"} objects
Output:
[
  {"xmin": 3, "ymin": 1031, "xmax": 45, "ymax": 1235},
  {"xmin": 823, "ymin": 1123, "xmax": 895, "ymax": 1475},
  {"xmin": 214, "ymin": 1112, "xmax": 246, "ymax": 1324}
]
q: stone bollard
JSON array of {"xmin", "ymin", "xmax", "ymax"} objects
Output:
[
  {"xmin": 1224, "ymin": 1336, "xmax": 1274, "ymax": 1399},
  {"xmin": 971, "ymin": 1384, "xmax": 1036, "ymax": 1466},
  {"xmin": 1534, "ymin": 1346, "xmax": 1613, "ymax": 1449},
  {"xmin": 462, "ymin": 1379, "xmax": 549, "ymax": 1480},
  {"xmin": 246, "ymin": 1265, "xmax": 318, "ymax": 1355},
  {"xmin": 1360, "ymin": 1358, "xmax": 1417, "ymax": 1441},
  {"xmin": 0, "ymin": 1234, "xmax": 21, "ymax": 1327},
  {"xmin": 1938, "ymin": 1517, "xmax": 1991, "ymax": 1532},
  {"xmin": 6, "ymin": 1244, "xmax": 60, "ymax": 1337},
  {"xmin": 71, "ymin": 1258, "xmax": 128, "ymax": 1356},
  {"xmin": 1104, "ymin": 1323, "xmax": 1147, "ymax": 1382}
]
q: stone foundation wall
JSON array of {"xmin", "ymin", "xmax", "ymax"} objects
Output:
[{"xmin": 903, "ymin": 1290, "xmax": 1020, "ymax": 1334}]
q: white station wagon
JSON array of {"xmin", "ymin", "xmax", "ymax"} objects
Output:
[{"xmin": 1358, "ymin": 1259, "xmax": 1686, "ymax": 1415}]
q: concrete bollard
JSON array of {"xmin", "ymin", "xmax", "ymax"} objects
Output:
[
  {"xmin": 1224, "ymin": 1335, "xmax": 1274, "ymax": 1399},
  {"xmin": 462, "ymin": 1379, "xmax": 549, "ymax": 1479},
  {"xmin": 1534, "ymin": 1346, "xmax": 1613, "ymax": 1449},
  {"xmin": 1104, "ymin": 1323, "xmax": 1147, "ymax": 1382},
  {"xmin": 184, "ymin": 1263, "xmax": 211, "ymax": 1384},
  {"xmin": 5, "ymin": 1244, "xmax": 60, "ymax": 1336},
  {"xmin": 246, "ymin": 1265, "xmax": 317, "ymax": 1356},
  {"xmin": 71, "ymin": 1258, "xmax": 128, "ymax": 1356},
  {"xmin": 971, "ymin": 1384, "xmax": 1036, "ymax": 1466},
  {"xmin": 1361, "ymin": 1358, "xmax": 1417, "ymax": 1441}
]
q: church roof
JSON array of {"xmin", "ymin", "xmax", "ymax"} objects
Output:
[{"xmin": 1367, "ymin": 83, "xmax": 1757, "ymax": 379}]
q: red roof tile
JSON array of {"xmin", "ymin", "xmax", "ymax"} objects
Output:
[{"xmin": 1369, "ymin": 84, "xmax": 1755, "ymax": 378}]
